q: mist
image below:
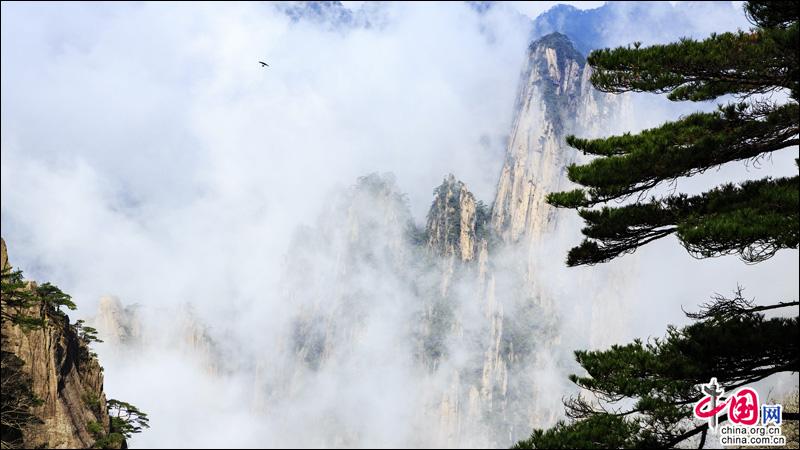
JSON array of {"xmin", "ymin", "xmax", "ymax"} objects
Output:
[{"xmin": 1, "ymin": 1, "xmax": 797, "ymax": 448}]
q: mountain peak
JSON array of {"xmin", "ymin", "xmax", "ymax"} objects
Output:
[
  {"xmin": 425, "ymin": 175, "xmax": 489, "ymax": 262},
  {"xmin": 529, "ymin": 32, "xmax": 585, "ymax": 64},
  {"xmin": 532, "ymin": 31, "xmax": 572, "ymax": 46}
]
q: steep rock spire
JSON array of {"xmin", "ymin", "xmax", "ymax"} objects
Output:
[
  {"xmin": 490, "ymin": 32, "xmax": 622, "ymax": 244},
  {"xmin": 425, "ymin": 174, "xmax": 489, "ymax": 262}
]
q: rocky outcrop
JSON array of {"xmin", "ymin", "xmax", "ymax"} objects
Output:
[
  {"xmin": 92, "ymin": 297, "xmax": 223, "ymax": 376},
  {"xmin": 488, "ymin": 32, "xmax": 633, "ymax": 354},
  {"xmin": 491, "ymin": 32, "xmax": 623, "ymax": 244},
  {"xmin": 244, "ymin": 32, "xmax": 625, "ymax": 449},
  {"xmin": 249, "ymin": 33, "xmax": 626, "ymax": 449},
  {"xmin": 174, "ymin": 306, "xmax": 224, "ymax": 376},
  {"xmin": 94, "ymin": 296, "xmax": 141, "ymax": 346},
  {"xmin": 1, "ymin": 238, "xmax": 8, "ymax": 271},
  {"xmin": 427, "ymin": 33, "xmax": 626, "ymax": 446},
  {"xmin": 279, "ymin": 173, "xmax": 418, "ymax": 372},
  {"xmin": 425, "ymin": 175, "xmax": 489, "ymax": 263},
  {"xmin": 0, "ymin": 238, "xmax": 121, "ymax": 449}
]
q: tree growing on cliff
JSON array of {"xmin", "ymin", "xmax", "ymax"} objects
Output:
[
  {"xmin": 1, "ymin": 264, "xmax": 45, "ymax": 448},
  {"xmin": 514, "ymin": 289, "xmax": 799, "ymax": 448},
  {"xmin": 1, "ymin": 351, "xmax": 43, "ymax": 449},
  {"xmin": 36, "ymin": 282, "xmax": 77, "ymax": 314},
  {"xmin": 74, "ymin": 320, "xmax": 104, "ymax": 345},
  {"xmin": 517, "ymin": 1, "xmax": 800, "ymax": 448},
  {"xmin": 1, "ymin": 245, "xmax": 146, "ymax": 448},
  {"xmin": 88, "ymin": 400, "xmax": 149, "ymax": 449},
  {"xmin": 546, "ymin": 1, "xmax": 798, "ymax": 268},
  {"xmin": 0, "ymin": 267, "xmax": 43, "ymax": 329},
  {"xmin": 106, "ymin": 400, "xmax": 149, "ymax": 442},
  {"xmin": 1, "ymin": 268, "xmax": 76, "ymax": 327}
]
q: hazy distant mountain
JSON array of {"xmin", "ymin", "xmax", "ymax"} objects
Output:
[{"xmin": 532, "ymin": 1, "xmax": 748, "ymax": 54}]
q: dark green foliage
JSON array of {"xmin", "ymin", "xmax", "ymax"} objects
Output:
[
  {"xmin": 1, "ymin": 351, "xmax": 43, "ymax": 449},
  {"xmin": 36, "ymin": 282, "xmax": 77, "ymax": 314},
  {"xmin": 90, "ymin": 399, "xmax": 149, "ymax": 448},
  {"xmin": 0, "ymin": 266, "xmax": 43, "ymax": 329},
  {"xmin": 82, "ymin": 391, "xmax": 102, "ymax": 416},
  {"xmin": 515, "ymin": 291, "xmax": 799, "ymax": 448},
  {"xmin": 571, "ymin": 312, "xmax": 797, "ymax": 405},
  {"xmin": 475, "ymin": 200, "xmax": 491, "ymax": 242},
  {"xmin": 86, "ymin": 419, "xmax": 123, "ymax": 450},
  {"xmin": 74, "ymin": 320, "xmax": 104, "ymax": 345},
  {"xmin": 1, "ymin": 264, "xmax": 77, "ymax": 326},
  {"xmin": 585, "ymin": 22, "xmax": 798, "ymax": 101},
  {"xmin": 74, "ymin": 320, "xmax": 103, "ymax": 366},
  {"xmin": 1, "ymin": 265, "xmax": 80, "ymax": 448},
  {"xmin": 86, "ymin": 420, "xmax": 103, "ymax": 437},
  {"xmin": 106, "ymin": 399, "xmax": 149, "ymax": 440},
  {"xmin": 518, "ymin": 3, "xmax": 800, "ymax": 449},
  {"xmin": 745, "ymin": 1, "xmax": 800, "ymax": 30},
  {"xmin": 561, "ymin": 175, "xmax": 799, "ymax": 265},
  {"xmin": 0, "ymin": 246, "xmax": 142, "ymax": 448},
  {"xmin": 513, "ymin": 415, "xmax": 654, "ymax": 449},
  {"xmin": 91, "ymin": 433, "xmax": 125, "ymax": 449},
  {"xmin": 547, "ymin": 1, "xmax": 799, "ymax": 266},
  {"xmin": 553, "ymin": 103, "xmax": 799, "ymax": 205}
]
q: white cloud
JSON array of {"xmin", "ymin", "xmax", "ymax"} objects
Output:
[
  {"xmin": 2, "ymin": 1, "xmax": 796, "ymax": 448},
  {"xmin": 1, "ymin": 1, "xmax": 530, "ymax": 295}
]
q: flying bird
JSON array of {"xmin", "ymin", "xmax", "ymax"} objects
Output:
[{"xmin": 259, "ymin": 61, "xmax": 269, "ymax": 67}]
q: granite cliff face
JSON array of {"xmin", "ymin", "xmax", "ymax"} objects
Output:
[
  {"xmin": 278, "ymin": 173, "xmax": 418, "ymax": 372},
  {"xmin": 422, "ymin": 32, "xmax": 625, "ymax": 447},
  {"xmin": 94, "ymin": 296, "xmax": 141, "ymax": 347},
  {"xmin": 241, "ymin": 32, "xmax": 624, "ymax": 448},
  {"xmin": 490, "ymin": 32, "xmax": 632, "ymax": 353},
  {"xmin": 0, "ymin": 238, "xmax": 122, "ymax": 449},
  {"xmin": 91, "ymin": 296, "xmax": 224, "ymax": 376},
  {"xmin": 492, "ymin": 32, "xmax": 623, "ymax": 245},
  {"xmin": 65, "ymin": 31, "xmax": 625, "ymax": 449},
  {"xmin": 425, "ymin": 174, "xmax": 490, "ymax": 263}
]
